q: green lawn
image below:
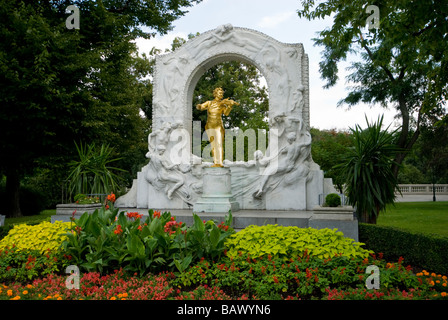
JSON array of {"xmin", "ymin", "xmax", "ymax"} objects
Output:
[
  {"xmin": 3, "ymin": 209, "xmax": 55, "ymax": 226},
  {"xmin": 378, "ymin": 201, "xmax": 448, "ymax": 237}
]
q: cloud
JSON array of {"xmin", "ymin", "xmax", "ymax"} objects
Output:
[{"xmin": 257, "ymin": 11, "xmax": 295, "ymax": 28}]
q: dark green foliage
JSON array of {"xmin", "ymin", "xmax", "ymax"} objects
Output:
[
  {"xmin": 0, "ymin": 183, "xmax": 47, "ymax": 217},
  {"xmin": 338, "ymin": 116, "xmax": 401, "ymax": 223},
  {"xmin": 359, "ymin": 223, "xmax": 448, "ymax": 275},
  {"xmin": 325, "ymin": 193, "xmax": 341, "ymax": 207},
  {"xmin": 298, "ymin": 0, "xmax": 448, "ymax": 181},
  {"xmin": 310, "ymin": 128, "xmax": 354, "ymax": 192},
  {"xmin": 0, "ymin": 0, "xmax": 201, "ymax": 216}
]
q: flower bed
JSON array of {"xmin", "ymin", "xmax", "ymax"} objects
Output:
[{"xmin": 0, "ymin": 197, "xmax": 447, "ymax": 300}]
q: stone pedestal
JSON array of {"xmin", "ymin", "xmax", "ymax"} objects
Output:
[
  {"xmin": 51, "ymin": 203, "xmax": 102, "ymax": 223},
  {"xmin": 193, "ymin": 167, "xmax": 240, "ymax": 213},
  {"xmin": 309, "ymin": 205, "xmax": 358, "ymax": 241}
]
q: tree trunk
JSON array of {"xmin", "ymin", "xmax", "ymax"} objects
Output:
[{"xmin": 6, "ymin": 169, "xmax": 22, "ymax": 218}]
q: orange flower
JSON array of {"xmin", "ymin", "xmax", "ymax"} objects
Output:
[
  {"xmin": 107, "ymin": 193, "xmax": 116, "ymax": 203},
  {"xmin": 7, "ymin": 289, "xmax": 13, "ymax": 296},
  {"xmin": 153, "ymin": 210, "xmax": 161, "ymax": 219},
  {"xmin": 441, "ymin": 292, "xmax": 447, "ymax": 297}
]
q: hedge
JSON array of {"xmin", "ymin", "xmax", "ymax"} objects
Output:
[{"xmin": 359, "ymin": 223, "xmax": 448, "ymax": 275}]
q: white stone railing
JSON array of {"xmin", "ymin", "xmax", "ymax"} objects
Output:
[{"xmin": 397, "ymin": 184, "xmax": 448, "ymax": 195}]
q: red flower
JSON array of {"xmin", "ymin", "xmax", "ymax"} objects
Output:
[
  {"xmin": 126, "ymin": 212, "xmax": 143, "ymax": 220},
  {"xmin": 217, "ymin": 221, "xmax": 229, "ymax": 231},
  {"xmin": 164, "ymin": 219, "xmax": 182, "ymax": 235},
  {"xmin": 114, "ymin": 225, "xmax": 123, "ymax": 235},
  {"xmin": 153, "ymin": 211, "xmax": 161, "ymax": 219}
]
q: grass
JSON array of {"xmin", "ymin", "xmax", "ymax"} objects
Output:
[
  {"xmin": 3, "ymin": 209, "xmax": 55, "ymax": 226},
  {"xmin": 378, "ymin": 201, "xmax": 448, "ymax": 237}
]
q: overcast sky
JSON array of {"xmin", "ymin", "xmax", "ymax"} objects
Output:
[{"xmin": 135, "ymin": 0, "xmax": 399, "ymax": 131}]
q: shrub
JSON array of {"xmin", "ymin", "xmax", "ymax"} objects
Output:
[
  {"xmin": 325, "ymin": 193, "xmax": 341, "ymax": 207},
  {"xmin": 0, "ymin": 183, "xmax": 47, "ymax": 217},
  {"xmin": 0, "ymin": 221, "xmax": 71, "ymax": 253},
  {"xmin": 74, "ymin": 194, "xmax": 100, "ymax": 204},
  {"xmin": 225, "ymin": 225, "xmax": 372, "ymax": 261},
  {"xmin": 62, "ymin": 205, "xmax": 234, "ymax": 275},
  {"xmin": 359, "ymin": 223, "xmax": 448, "ymax": 275},
  {"xmin": 0, "ymin": 247, "xmax": 70, "ymax": 283},
  {"xmin": 173, "ymin": 252, "xmax": 440, "ymax": 300}
]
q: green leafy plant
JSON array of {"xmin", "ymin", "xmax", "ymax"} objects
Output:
[
  {"xmin": 67, "ymin": 142, "xmax": 125, "ymax": 198},
  {"xmin": 225, "ymin": 225, "xmax": 372, "ymax": 261},
  {"xmin": 62, "ymin": 205, "xmax": 234, "ymax": 276},
  {"xmin": 74, "ymin": 194, "xmax": 100, "ymax": 204},
  {"xmin": 338, "ymin": 116, "xmax": 401, "ymax": 223},
  {"xmin": 325, "ymin": 193, "xmax": 341, "ymax": 207},
  {"xmin": 0, "ymin": 247, "xmax": 71, "ymax": 283}
]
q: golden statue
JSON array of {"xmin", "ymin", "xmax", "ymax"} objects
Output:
[{"xmin": 196, "ymin": 87, "xmax": 239, "ymax": 167}]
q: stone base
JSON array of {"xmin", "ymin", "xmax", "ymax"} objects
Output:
[
  {"xmin": 0, "ymin": 214, "xmax": 5, "ymax": 227},
  {"xmin": 193, "ymin": 196, "xmax": 240, "ymax": 213},
  {"xmin": 52, "ymin": 203, "xmax": 102, "ymax": 223},
  {"xmin": 309, "ymin": 205, "xmax": 358, "ymax": 240},
  {"xmin": 311, "ymin": 205, "xmax": 355, "ymax": 221},
  {"xmin": 193, "ymin": 167, "xmax": 240, "ymax": 213}
]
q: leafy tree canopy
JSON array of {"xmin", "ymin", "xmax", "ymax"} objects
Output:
[
  {"xmin": 298, "ymin": 0, "xmax": 448, "ymax": 177},
  {"xmin": 0, "ymin": 0, "xmax": 201, "ymax": 216}
]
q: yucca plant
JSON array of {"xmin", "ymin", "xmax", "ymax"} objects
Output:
[
  {"xmin": 339, "ymin": 116, "xmax": 402, "ymax": 224},
  {"xmin": 67, "ymin": 142, "xmax": 125, "ymax": 200}
]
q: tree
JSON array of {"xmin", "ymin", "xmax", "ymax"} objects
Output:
[
  {"xmin": 310, "ymin": 128, "xmax": 354, "ymax": 192},
  {"xmin": 339, "ymin": 116, "xmax": 401, "ymax": 224},
  {"xmin": 0, "ymin": 0, "xmax": 201, "ymax": 217},
  {"xmin": 298, "ymin": 0, "xmax": 448, "ymax": 179}
]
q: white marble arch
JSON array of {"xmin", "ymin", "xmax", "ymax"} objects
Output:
[
  {"xmin": 116, "ymin": 24, "xmax": 327, "ymax": 211},
  {"xmin": 152, "ymin": 24, "xmax": 310, "ymax": 137}
]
